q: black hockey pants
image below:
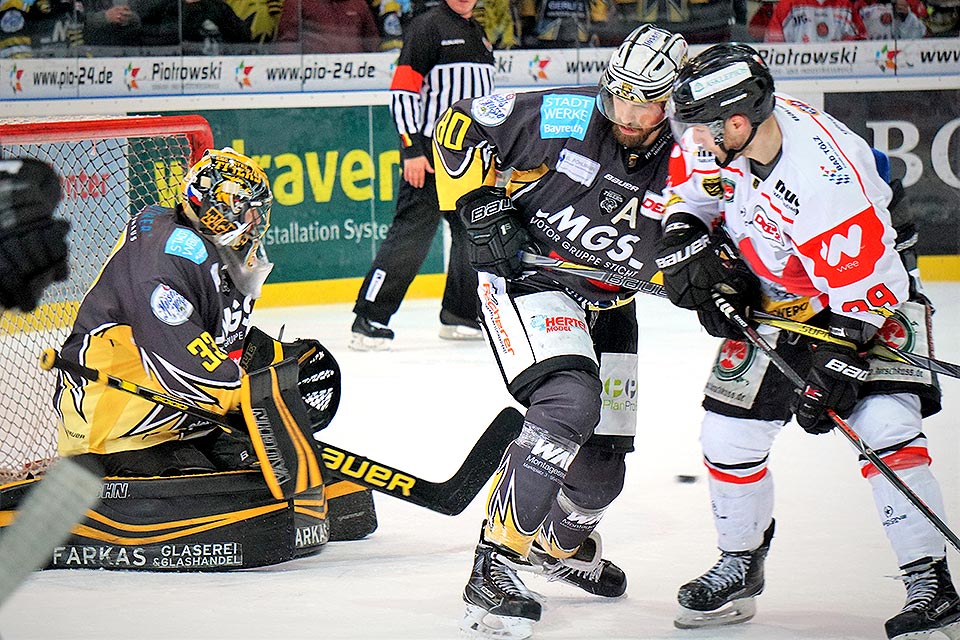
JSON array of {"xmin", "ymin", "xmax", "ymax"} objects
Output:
[{"xmin": 353, "ymin": 173, "xmax": 479, "ymax": 327}]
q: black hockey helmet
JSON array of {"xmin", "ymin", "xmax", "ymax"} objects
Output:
[{"xmin": 667, "ymin": 43, "xmax": 775, "ymax": 145}]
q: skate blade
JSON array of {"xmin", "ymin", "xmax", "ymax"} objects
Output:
[
  {"xmin": 674, "ymin": 598, "xmax": 757, "ymax": 629},
  {"xmin": 348, "ymin": 334, "xmax": 391, "ymax": 351},
  {"xmin": 459, "ymin": 603, "xmax": 535, "ymax": 639},
  {"xmin": 889, "ymin": 618, "xmax": 960, "ymax": 640},
  {"xmin": 439, "ymin": 325, "xmax": 484, "ymax": 341}
]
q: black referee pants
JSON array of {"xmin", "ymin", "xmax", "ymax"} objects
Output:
[{"xmin": 353, "ymin": 172, "xmax": 479, "ymax": 327}]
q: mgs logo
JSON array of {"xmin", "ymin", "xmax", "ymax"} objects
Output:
[
  {"xmin": 877, "ymin": 310, "xmax": 915, "ymax": 352},
  {"xmin": 713, "ymin": 339, "xmax": 755, "ymax": 381}
]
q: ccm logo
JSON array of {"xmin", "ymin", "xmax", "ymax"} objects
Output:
[{"xmin": 824, "ymin": 358, "xmax": 869, "ymax": 381}]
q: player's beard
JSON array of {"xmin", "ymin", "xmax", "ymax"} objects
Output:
[{"xmin": 612, "ymin": 122, "xmax": 662, "ymax": 150}]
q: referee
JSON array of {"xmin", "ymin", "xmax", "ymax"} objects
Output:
[{"xmin": 350, "ymin": 0, "xmax": 496, "ymax": 350}]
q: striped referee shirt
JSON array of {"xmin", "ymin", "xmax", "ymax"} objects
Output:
[{"xmin": 389, "ymin": 1, "xmax": 496, "ymax": 161}]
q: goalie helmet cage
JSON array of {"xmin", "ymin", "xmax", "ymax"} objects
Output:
[{"xmin": 0, "ymin": 115, "xmax": 214, "ymax": 483}]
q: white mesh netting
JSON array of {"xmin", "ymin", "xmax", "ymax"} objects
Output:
[{"xmin": 0, "ymin": 116, "xmax": 212, "ymax": 482}]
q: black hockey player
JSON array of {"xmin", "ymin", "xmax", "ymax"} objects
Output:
[
  {"xmin": 55, "ymin": 147, "xmax": 280, "ymax": 476},
  {"xmin": 656, "ymin": 44, "xmax": 956, "ymax": 639},
  {"xmin": 0, "ymin": 157, "xmax": 69, "ymax": 314},
  {"xmin": 433, "ymin": 24, "xmax": 688, "ymax": 639}
]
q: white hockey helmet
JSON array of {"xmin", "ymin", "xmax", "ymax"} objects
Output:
[
  {"xmin": 180, "ymin": 148, "xmax": 274, "ymax": 297},
  {"xmin": 597, "ymin": 24, "xmax": 688, "ymax": 126}
]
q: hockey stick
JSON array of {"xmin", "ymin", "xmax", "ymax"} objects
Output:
[
  {"xmin": 0, "ymin": 457, "xmax": 102, "ymax": 609},
  {"xmin": 711, "ymin": 291, "xmax": 960, "ymax": 554},
  {"xmin": 39, "ymin": 349, "xmax": 523, "ymax": 516},
  {"xmin": 522, "ymin": 252, "xmax": 960, "ymax": 378},
  {"xmin": 520, "ymin": 251, "xmax": 669, "ymax": 298},
  {"xmin": 750, "ymin": 311, "xmax": 960, "ymax": 380}
]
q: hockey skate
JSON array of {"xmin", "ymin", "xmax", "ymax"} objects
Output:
[
  {"xmin": 439, "ymin": 311, "xmax": 484, "ymax": 341},
  {"xmin": 439, "ymin": 324, "xmax": 484, "ymax": 340},
  {"xmin": 460, "ymin": 535, "xmax": 541, "ymax": 639},
  {"xmin": 349, "ymin": 316, "xmax": 394, "ymax": 351},
  {"xmin": 526, "ymin": 531, "xmax": 627, "ymax": 598},
  {"xmin": 886, "ymin": 556, "xmax": 960, "ymax": 640},
  {"xmin": 674, "ymin": 519, "xmax": 775, "ymax": 629}
]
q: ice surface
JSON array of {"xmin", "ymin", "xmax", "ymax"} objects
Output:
[{"xmin": 2, "ymin": 283, "xmax": 958, "ymax": 640}]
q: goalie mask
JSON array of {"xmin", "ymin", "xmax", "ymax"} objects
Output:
[{"xmin": 181, "ymin": 148, "xmax": 274, "ymax": 298}]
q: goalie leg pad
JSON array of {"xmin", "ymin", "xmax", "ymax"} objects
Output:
[
  {"xmin": 0, "ymin": 471, "xmax": 328, "ymax": 571},
  {"xmin": 325, "ymin": 480, "xmax": 378, "ymax": 541},
  {"xmin": 242, "ymin": 358, "xmax": 324, "ymax": 500}
]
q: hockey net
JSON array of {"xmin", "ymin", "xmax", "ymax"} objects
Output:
[{"xmin": 0, "ymin": 115, "xmax": 214, "ymax": 483}]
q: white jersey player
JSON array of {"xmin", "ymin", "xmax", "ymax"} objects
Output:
[{"xmin": 654, "ymin": 43, "xmax": 956, "ymax": 640}]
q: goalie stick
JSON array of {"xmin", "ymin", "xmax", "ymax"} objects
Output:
[
  {"xmin": 522, "ymin": 252, "xmax": 960, "ymax": 379},
  {"xmin": 710, "ymin": 291, "xmax": 960, "ymax": 555},
  {"xmin": 0, "ymin": 457, "xmax": 102, "ymax": 609},
  {"xmin": 39, "ymin": 349, "xmax": 523, "ymax": 516}
]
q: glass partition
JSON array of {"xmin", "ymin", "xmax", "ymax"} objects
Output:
[{"xmin": 5, "ymin": 0, "xmax": 957, "ymax": 59}]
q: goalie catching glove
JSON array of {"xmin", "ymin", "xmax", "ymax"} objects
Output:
[
  {"xmin": 793, "ymin": 315, "xmax": 875, "ymax": 435},
  {"xmin": 654, "ymin": 214, "xmax": 760, "ymax": 339},
  {"xmin": 457, "ymin": 186, "xmax": 532, "ymax": 279}
]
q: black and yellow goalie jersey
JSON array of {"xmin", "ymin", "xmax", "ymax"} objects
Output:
[
  {"xmin": 56, "ymin": 206, "xmax": 254, "ymax": 457},
  {"xmin": 433, "ymin": 86, "xmax": 672, "ymax": 307}
]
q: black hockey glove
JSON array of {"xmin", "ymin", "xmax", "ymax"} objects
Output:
[
  {"xmin": 457, "ymin": 186, "xmax": 531, "ymax": 279},
  {"xmin": 793, "ymin": 316, "xmax": 876, "ymax": 434},
  {"xmin": 655, "ymin": 214, "xmax": 759, "ymax": 338},
  {"xmin": 0, "ymin": 158, "xmax": 69, "ymax": 313}
]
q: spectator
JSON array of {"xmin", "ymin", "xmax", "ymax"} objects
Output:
[
  {"xmin": 82, "ymin": 0, "xmax": 141, "ymax": 47},
  {"xmin": 224, "ymin": 0, "xmax": 282, "ymax": 44},
  {"xmin": 25, "ymin": 0, "xmax": 83, "ymax": 56},
  {"xmin": 474, "ymin": 0, "xmax": 517, "ymax": 48},
  {"xmin": 182, "ymin": 0, "xmax": 252, "ymax": 54},
  {"xmin": 277, "ymin": 0, "xmax": 380, "ymax": 52},
  {"xmin": 925, "ymin": 0, "xmax": 959, "ymax": 35},
  {"xmin": 84, "ymin": 0, "xmax": 249, "ymax": 52},
  {"xmin": 765, "ymin": 0, "xmax": 867, "ymax": 41},
  {"xmin": 747, "ymin": 0, "xmax": 776, "ymax": 41},
  {"xmin": 856, "ymin": 0, "xmax": 928, "ymax": 39},
  {"xmin": 528, "ymin": 0, "xmax": 604, "ymax": 48}
]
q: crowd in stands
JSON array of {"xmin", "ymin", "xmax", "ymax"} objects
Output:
[{"xmin": 1, "ymin": 0, "xmax": 957, "ymax": 58}]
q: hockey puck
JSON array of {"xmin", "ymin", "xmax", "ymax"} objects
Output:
[{"xmin": 675, "ymin": 474, "xmax": 699, "ymax": 484}]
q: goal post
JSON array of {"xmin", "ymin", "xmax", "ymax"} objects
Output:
[{"xmin": 0, "ymin": 115, "xmax": 215, "ymax": 483}]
